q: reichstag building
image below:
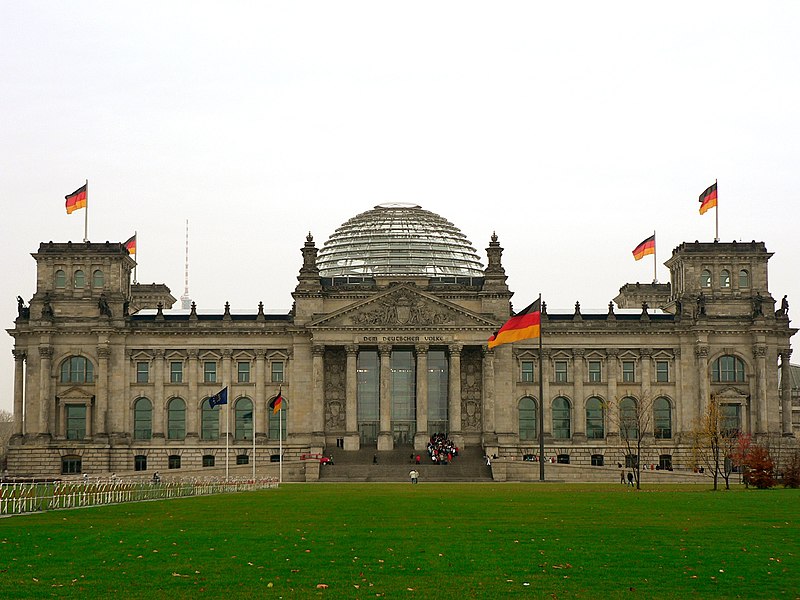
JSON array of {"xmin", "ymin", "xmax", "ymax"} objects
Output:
[{"xmin": 6, "ymin": 203, "xmax": 798, "ymax": 478}]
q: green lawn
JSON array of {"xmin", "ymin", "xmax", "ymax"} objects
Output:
[{"xmin": 1, "ymin": 483, "xmax": 798, "ymax": 598}]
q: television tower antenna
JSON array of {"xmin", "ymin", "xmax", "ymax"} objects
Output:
[{"xmin": 180, "ymin": 219, "xmax": 192, "ymax": 309}]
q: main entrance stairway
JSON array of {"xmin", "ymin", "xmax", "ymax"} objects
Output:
[{"xmin": 317, "ymin": 446, "xmax": 493, "ymax": 482}]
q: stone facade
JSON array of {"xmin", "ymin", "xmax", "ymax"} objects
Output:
[{"xmin": 6, "ymin": 220, "xmax": 797, "ymax": 479}]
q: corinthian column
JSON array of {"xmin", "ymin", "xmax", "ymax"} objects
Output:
[
  {"xmin": 12, "ymin": 349, "xmax": 26, "ymax": 436},
  {"xmin": 38, "ymin": 345, "xmax": 53, "ymax": 437},
  {"xmin": 448, "ymin": 344, "xmax": 462, "ymax": 436},
  {"xmin": 345, "ymin": 345, "xmax": 359, "ymax": 448},
  {"xmin": 414, "ymin": 344, "xmax": 429, "ymax": 449},
  {"xmin": 781, "ymin": 349, "xmax": 794, "ymax": 436},
  {"xmin": 378, "ymin": 344, "xmax": 393, "ymax": 450}
]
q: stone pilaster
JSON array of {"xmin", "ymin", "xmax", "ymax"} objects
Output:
[
  {"xmin": 344, "ymin": 345, "xmax": 359, "ymax": 450},
  {"xmin": 38, "ymin": 345, "xmax": 53, "ymax": 438},
  {"xmin": 414, "ymin": 344, "xmax": 429, "ymax": 449},
  {"xmin": 152, "ymin": 349, "xmax": 165, "ymax": 439},
  {"xmin": 781, "ymin": 349, "xmax": 794, "ymax": 436},
  {"xmin": 448, "ymin": 344, "xmax": 462, "ymax": 437}
]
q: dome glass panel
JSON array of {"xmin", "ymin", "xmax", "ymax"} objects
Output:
[{"xmin": 317, "ymin": 203, "xmax": 484, "ymax": 277}]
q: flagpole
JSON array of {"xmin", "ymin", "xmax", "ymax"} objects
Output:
[
  {"xmin": 133, "ymin": 231, "xmax": 138, "ymax": 284},
  {"xmin": 652, "ymin": 230, "xmax": 657, "ymax": 284},
  {"xmin": 714, "ymin": 179, "xmax": 719, "ymax": 242},
  {"xmin": 84, "ymin": 179, "xmax": 89, "ymax": 242},
  {"xmin": 225, "ymin": 385, "xmax": 230, "ymax": 480},
  {"xmin": 538, "ymin": 293, "xmax": 545, "ymax": 482}
]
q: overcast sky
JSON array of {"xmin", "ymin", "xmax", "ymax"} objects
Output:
[{"xmin": 2, "ymin": 2, "xmax": 799, "ymax": 413}]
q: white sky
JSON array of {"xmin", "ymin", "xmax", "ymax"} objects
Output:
[{"xmin": 2, "ymin": 2, "xmax": 799, "ymax": 413}]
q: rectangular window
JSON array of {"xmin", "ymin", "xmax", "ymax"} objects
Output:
[
  {"xmin": 588, "ymin": 360, "xmax": 602, "ymax": 383},
  {"xmin": 136, "ymin": 361, "xmax": 149, "ymax": 384},
  {"xmin": 271, "ymin": 361, "xmax": 284, "ymax": 383},
  {"xmin": 521, "ymin": 360, "xmax": 534, "ymax": 383},
  {"xmin": 168, "ymin": 455, "xmax": 181, "ymax": 469},
  {"xmin": 238, "ymin": 361, "xmax": 250, "ymax": 383},
  {"xmin": 170, "ymin": 361, "xmax": 183, "ymax": 383},
  {"xmin": 134, "ymin": 455, "xmax": 147, "ymax": 471},
  {"xmin": 622, "ymin": 360, "xmax": 635, "ymax": 383},
  {"xmin": 721, "ymin": 404, "xmax": 742, "ymax": 434},
  {"xmin": 656, "ymin": 360, "xmax": 669, "ymax": 383},
  {"xmin": 65, "ymin": 405, "xmax": 86, "ymax": 440},
  {"xmin": 204, "ymin": 361, "xmax": 217, "ymax": 383},
  {"xmin": 202, "ymin": 455, "xmax": 215, "ymax": 467},
  {"xmin": 554, "ymin": 360, "xmax": 568, "ymax": 383}
]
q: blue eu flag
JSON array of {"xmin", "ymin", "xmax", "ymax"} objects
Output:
[{"xmin": 209, "ymin": 386, "xmax": 228, "ymax": 408}]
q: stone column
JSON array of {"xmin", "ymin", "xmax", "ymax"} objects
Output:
[
  {"xmin": 781, "ymin": 349, "xmax": 794, "ymax": 436},
  {"xmin": 187, "ymin": 350, "xmax": 199, "ymax": 439},
  {"xmin": 222, "ymin": 349, "xmax": 233, "ymax": 440},
  {"xmin": 640, "ymin": 348, "xmax": 652, "ymax": 435},
  {"xmin": 312, "ymin": 345, "xmax": 325, "ymax": 436},
  {"xmin": 95, "ymin": 345, "xmax": 110, "ymax": 437},
  {"xmin": 606, "ymin": 349, "xmax": 619, "ymax": 437},
  {"xmin": 481, "ymin": 347, "xmax": 496, "ymax": 440},
  {"xmin": 378, "ymin": 344, "xmax": 393, "ymax": 450},
  {"xmin": 255, "ymin": 350, "xmax": 267, "ymax": 440},
  {"xmin": 695, "ymin": 344, "xmax": 709, "ymax": 420},
  {"xmin": 12, "ymin": 349, "xmax": 26, "ymax": 436},
  {"xmin": 673, "ymin": 348, "xmax": 684, "ymax": 436},
  {"xmin": 345, "ymin": 345, "xmax": 359, "ymax": 449},
  {"xmin": 572, "ymin": 349, "xmax": 585, "ymax": 438},
  {"xmin": 448, "ymin": 344, "xmax": 462, "ymax": 437},
  {"xmin": 38, "ymin": 345, "xmax": 53, "ymax": 437},
  {"xmin": 754, "ymin": 344, "xmax": 768, "ymax": 435},
  {"xmin": 540, "ymin": 349, "xmax": 551, "ymax": 440},
  {"xmin": 152, "ymin": 349, "xmax": 165, "ymax": 439},
  {"xmin": 414, "ymin": 344, "xmax": 429, "ymax": 449}
]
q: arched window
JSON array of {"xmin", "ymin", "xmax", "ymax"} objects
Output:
[
  {"xmin": 738, "ymin": 269, "xmax": 750, "ymax": 289},
  {"xmin": 654, "ymin": 397, "xmax": 672, "ymax": 439},
  {"xmin": 713, "ymin": 355, "xmax": 746, "ymax": 382},
  {"xmin": 92, "ymin": 269, "xmax": 104, "ymax": 288},
  {"xmin": 518, "ymin": 396, "xmax": 537, "ymax": 441},
  {"xmin": 134, "ymin": 397, "xmax": 152, "ymax": 440},
  {"xmin": 235, "ymin": 397, "xmax": 253, "ymax": 440},
  {"xmin": 60, "ymin": 356, "xmax": 94, "ymax": 383},
  {"xmin": 700, "ymin": 269, "xmax": 712, "ymax": 288},
  {"xmin": 268, "ymin": 396, "xmax": 287, "ymax": 440},
  {"xmin": 552, "ymin": 396, "xmax": 571, "ymax": 439},
  {"xmin": 720, "ymin": 269, "xmax": 731, "ymax": 288},
  {"xmin": 74, "ymin": 269, "xmax": 86, "ymax": 288},
  {"xmin": 619, "ymin": 397, "xmax": 639, "ymax": 439},
  {"xmin": 201, "ymin": 398, "xmax": 219, "ymax": 440},
  {"xmin": 586, "ymin": 397, "xmax": 605, "ymax": 439},
  {"xmin": 167, "ymin": 398, "xmax": 186, "ymax": 440},
  {"xmin": 55, "ymin": 269, "xmax": 67, "ymax": 288}
]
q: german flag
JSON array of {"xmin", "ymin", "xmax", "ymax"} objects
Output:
[
  {"xmin": 632, "ymin": 234, "xmax": 655, "ymax": 261},
  {"xmin": 269, "ymin": 389, "xmax": 283, "ymax": 414},
  {"xmin": 699, "ymin": 182, "xmax": 717, "ymax": 214},
  {"xmin": 65, "ymin": 183, "xmax": 87, "ymax": 214},
  {"xmin": 488, "ymin": 299, "xmax": 541, "ymax": 349},
  {"xmin": 124, "ymin": 234, "xmax": 136, "ymax": 255}
]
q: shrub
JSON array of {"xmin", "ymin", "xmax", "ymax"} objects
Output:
[{"xmin": 744, "ymin": 445, "xmax": 775, "ymax": 489}]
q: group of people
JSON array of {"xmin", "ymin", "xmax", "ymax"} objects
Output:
[{"xmin": 427, "ymin": 433, "xmax": 458, "ymax": 465}]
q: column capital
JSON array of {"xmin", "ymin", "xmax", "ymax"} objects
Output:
[
  {"xmin": 415, "ymin": 344, "xmax": 429, "ymax": 355},
  {"xmin": 312, "ymin": 344, "xmax": 326, "ymax": 356},
  {"xmin": 97, "ymin": 346, "xmax": 111, "ymax": 359},
  {"xmin": 695, "ymin": 345, "xmax": 709, "ymax": 358},
  {"xmin": 573, "ymin": 348, "xmax": 585, "ymax": 358},
  {"xmin": 222, "ymin": 348, "xmax": 233, "ymax": 358},
  {"xmin": 188, "ymin": 349, "xmax": 200, "ymax": 360},
  {"xmin": 345, "ymin": 345, "xmax": 358, "ymax": 355},
  {"xmin": 378, "ymin": 344, "xmax": 392, "ymax": 355},
  {"xmin": 752, "ymin": 345, "xmax": 767, "ymax": 358},
  {"xmin": 38, "ymin": 345, "xmax": 53, "ymax": 359},
  {"xmin": 640, "ymin": 347, "xmax": 653, "ymax": 357},
  {"xmin": 780, "ymin": 348, "xmax": 793, "ymax": 361},
  {"xmin": 154, "ymin": 349, "xmax": 166, "ymax": 359},
  {"xmin": 481, "ymin": 346, "xmax": 494, "ymax": 358},
  {"xmin": 448, "ymin": 343, "xmax": 462, "ymax": 355},
  {"xmin": 12, "ymin": 348, "xmax": 27, "ymax": 361}
]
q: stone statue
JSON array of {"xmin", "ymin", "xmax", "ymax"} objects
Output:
[
  {"xmin": 41, "ymin": 293, "xmax": 54, "ymax": 320},
  {"xmin": 697, "ymin": 293, "xmax": 706, "ymax": 317},
  {"xmin": 780, "ymin": 295, "xmax": 789, "ymax": 317},
  {"xmin": 98, "ymin": 293, "xmax": 112, "ymax": 317},
  {"xmin": 16, "ymin": 296, "xmax": 29, "ymax": 319},
  {"xmin": 752, "ymin": 292, "xmax": 763, "ymax": 317}
]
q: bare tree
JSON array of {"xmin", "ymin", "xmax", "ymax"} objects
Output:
[
  {"xmin": 0, "ymin": 409, "xmax": 13, "ymax": 472},
  {"xmin": 604, "ymin": 396, "xmax": 655, "ymax": 490},
  {"xmin": 691, "ymin": 396, "xmax": 742, "ymax": 490}
]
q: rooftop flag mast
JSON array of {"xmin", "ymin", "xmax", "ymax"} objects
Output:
[{"xmin": 180, "ymin": 219, "xmax": 192, "ymax": 309}]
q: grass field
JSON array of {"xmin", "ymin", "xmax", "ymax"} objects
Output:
[{"xmin": 1, "ymin": 483, "xmax": 798, "ymax": 599}]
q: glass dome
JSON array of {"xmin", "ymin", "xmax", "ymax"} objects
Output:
[{"xmin": 317, "ymin": 203, "xmax": 485, "ymax": 278}]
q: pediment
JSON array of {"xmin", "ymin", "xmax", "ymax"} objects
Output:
[
  {"xmin": 310, "ymin": 285, "xmax": 496, "ymax": 329},
  {"xmin": 715, "ymin": 386, "xmax": 748, "ymax": 401},
  {"xmin": 59, "ymin": 386, "xmax": 93, "ymax": 401}
]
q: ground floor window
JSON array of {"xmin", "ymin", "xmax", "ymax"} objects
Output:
[
  {"xmin": 61, "ymin": 455, "xmax": 82, "ymax": 474},
  {"xmin": 557, "ymin": 454, "xmax": 570, "ymax": 464},
  {"xmin": 625, "ymin": 454, "xmax": 639, "ymax": 468},
  {"xmin": 659, "ymin": 454, "xmax": 672, "ymax": 470},
  {"xmin": 591, "ymin": 454, "xmax": 604, "ymax": 466},
  {"xmin": 202, "ymin": 455, "xmax": 215, "ymax": 467},
  {"xmin": 236, "ymin": 454, "xmax": 249, "ymax": 465},
  {"xmin": 134, "ymin": 454, "xmax": 147, "ymax": 471},
  {"xmin": 168, "ymin": 454, "xmax": 181, "ymax": 469}
]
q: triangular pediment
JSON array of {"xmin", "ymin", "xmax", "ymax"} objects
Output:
[
  {"xmin": 310, "ymin": 284, "xmax": 496, "ymax": 329},
  {"xmin": 59, "ymin": 386, "xmax": 93, "ymax": 401}
]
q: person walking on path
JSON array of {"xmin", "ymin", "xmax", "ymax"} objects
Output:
[{"xmin": 409, "ymin": 469, "xmax": 418, "ymax": 484}]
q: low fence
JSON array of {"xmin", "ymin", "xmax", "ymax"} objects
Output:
[{"xmin": 0, "ymin": 477, "xmax": 278, "ymax": 516}]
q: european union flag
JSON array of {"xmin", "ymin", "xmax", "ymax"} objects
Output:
[{"xmin": 209, "ymin": 386, "xmax": 228, "ymax": 408}]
